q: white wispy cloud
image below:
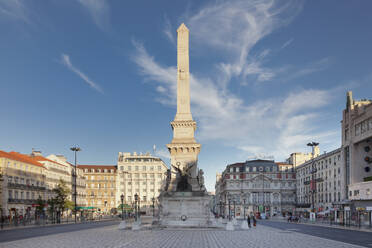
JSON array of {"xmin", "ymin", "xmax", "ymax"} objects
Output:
[
  {"xmin": 132, "ymin": 0, "xmax": 338, "ymax": 162},
  {"xmin": 186, "ymin": 0, "xmax": 303, "ymax": 86},
  {"xmin": 77, "ymin": 0, "xmax": 110, "ymax": 30},
  {"xmin": 61, "ymin": 53, "xmax": 103, "ymax": 93},
  {"xmin": 132, "ymin": 43, "xmax": 338, "ymax": 161},
  {"xmin": 0, "ymin": 0, "xmax": 30, "ymax": 24},
  {"xmin": 163, "ymin": 15, "xmax": 175, "ymax": 44},
  {"xmin": 281, "ymin": 38, "xmax": 294, "ymax": 49}
]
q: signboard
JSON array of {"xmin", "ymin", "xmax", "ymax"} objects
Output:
[
  {"xmin": 344, "ymin": 207, "xmax": 350, "ymax": 211},
  {"xmin": 259, "ymin": 205, "xmax": 264, "ymax": 212},
  {"xmin": 366, "ymin": 207, "xmax": 372, "ymax": 211}
]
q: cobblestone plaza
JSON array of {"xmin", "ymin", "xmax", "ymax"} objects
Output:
[{"xmin": 0, "ymin": 223, "xmax": 364, "ymax": 248}]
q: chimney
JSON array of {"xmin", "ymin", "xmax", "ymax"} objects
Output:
[{"xmin": 31, "ymin": 149, "xmax": 42, "ymax": 157}]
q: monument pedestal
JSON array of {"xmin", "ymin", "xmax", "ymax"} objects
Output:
[{"xmin": 158, "ymin": 191, "xmax": 215, "ymax": 227}]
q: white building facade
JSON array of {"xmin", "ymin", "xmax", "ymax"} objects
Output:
[
  {"xmin": 116, "ymin": 152, "xmax": 168, "ymax": 214},
  {"xmin": 215, "ymin": 160, "xmax": 296, "ymax": 218}
]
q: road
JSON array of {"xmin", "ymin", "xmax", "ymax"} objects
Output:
[
  {"xmin": 259, "ymin": 219, "xmax": 372, "ymax": 247},
  {"xmin": 0, "ymin": 219, "xmax": 121, "ymax": 243}
]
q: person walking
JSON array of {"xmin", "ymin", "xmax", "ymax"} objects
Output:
[
  {"xmin": 253, "ymin": 215, "xmax": 257, "ymax": 227},
  {"xmin": 247, "ymin": 214, "xmax": 251, "ymax": 228}
]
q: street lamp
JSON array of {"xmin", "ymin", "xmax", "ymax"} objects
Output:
[
  {"xmin": 307, "ymin": 142, "xmax": 319, "ymax": 214},
  {"xmin": 152, "ymin": 197, "xmax": 155, "ymax": 217},
  {"xmin": 70, "ymin": 146, "xmax": 81, "ymax": 223},
  {"xmin": 120, "ymin": 194, "xmax": 124, "ymax": 220},
  {"xmin": 233, "ymin": 200, "xmax": 236, "ymax": 218},
  {"xmin": 227, "ymin": 194, "xmax": 231, "ymax": 221},
  {"xmin": 243, "ymin": 199, "xmax": 246, "ymax": 220},
  {"xmin": 219, "ymin": 200, "xmax": 223, "ymax": 218},
  {"xmin": 134, "ymin": 193, "xmax": 139, "ymax": 222}
]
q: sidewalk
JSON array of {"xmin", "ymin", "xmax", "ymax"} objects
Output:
[{"xmin": 267, "ymin": 217, "xmax": 372, "ymax": 233}]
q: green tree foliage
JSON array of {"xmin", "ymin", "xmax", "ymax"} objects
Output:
[{"xmin": 49, "ymin": 179, "xmax": 71, "ymax": 214}]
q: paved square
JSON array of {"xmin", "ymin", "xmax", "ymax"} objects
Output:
[{"xmin": 0, "ymin": 224, "xmax": 363, "ymax": 248}]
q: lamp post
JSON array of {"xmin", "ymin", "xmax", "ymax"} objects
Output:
[
  {"xmin": 152, "ymin": 197, "xmax": 155, "ymax": 217},
  {"xmin": 70, "ymin": 146, "xmax": 81, "ymax": 223},
  {"xmin": 134, "ymin": 193, "xmax": 138, "ymax": 222},
  {"xmin": 228, "ymin": 195, "xmax": 231, "ymax": 221},
  {"xmin": 120, "ymin": 194, "xmax": 124, "ymax": 220},
  {"xmin": 233, "ymin": 200, "xmax": 236, "ymax": 218},
  {"xmin": 243, "ymin": 199, "xmax": 246, "ymax": 220},
  {"xmin": 307, "ymin": 142, "xmax": 319, "ymax": 214},
  {"xmin": 219, "ymin": 201, "xmax": 223, "ymax": 218}
]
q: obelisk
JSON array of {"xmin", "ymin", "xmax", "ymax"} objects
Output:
[
  {"xmin": 158, "ymin": 24, "xmax": 213, "ymax": 227},
  {"xmin": 166, "ymin": 23, "xmax": 201, "ymax": 191}
]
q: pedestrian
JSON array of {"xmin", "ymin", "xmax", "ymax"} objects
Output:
[
  {"xmin": 253, "ymin": 215, "xmax": 257, "ymax": 227},
  {"xmin": 247, "ymin": 215, "xmax": 251, "ymax": 228},
  {"xmin": 0, "ymin": 215, "xmax": 4, "ymax": 229}
]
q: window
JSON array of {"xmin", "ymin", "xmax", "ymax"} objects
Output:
[
  {"xmin": 355, "ymin": 123, "xmax": 361, "ymax": 136},
  {"xmin": 158, "ymin": 166, "xmax": 161, "ymax": 171},
  {"xmin": 143, "ymin": 166, "xmax": 146, "ymax": 171},
  {"xmin": 142, "ymin": 181, "xmax": 146, "ymax": 185},
  {"xmin": 135, "ymin": 174, "xmax": 139, "ymax": 178},
  {"xmin": 120, "ymin": 166, "xmax": 123, "ymax": 171},
  {"xmin": 128, "ymin": 166, "xmax": 132, "ymax": 171},
  {"xmin": 8, "ymin": 190, "xmax": 13, "ymax": 199},
  {"xmin": 142, "ymin": 174, "xmax": 147, "ymax": 178},
  {"xmin": 158, "ymin": 173, "xmax": 162, "ymax": 178},
  {"xmin": 150, "ymin": 174, "xmax": 154, "ymax": 178},
  {"xmin": 135, "ymin": 166, "xmax": 139, "ymax": 171},
  {"xmin": 128, "ymin": 182, "xmax": 132, "ymax": 185}
]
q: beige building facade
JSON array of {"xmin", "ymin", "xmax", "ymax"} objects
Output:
[
  {"xmin": 47, "ymin": 154, "xmax": 87, "ymax": 208},
  {"xmin": 117, "ymin": 152, "xmax": 168, "ymax": 213},
  {"xmin": 78, "ymin": 165, "xmax": 116, "ymax": 214},
  {"xmin": 0, "ymin": 151, "xmax": 46, "ymax": 216},
  {"xmin": 30, "ymin": 151, "xmax": 72, "ymax": 202}
]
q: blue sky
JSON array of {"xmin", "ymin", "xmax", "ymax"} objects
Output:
[{"xmin": 1, "ymin": 0, "xmax": 372, "ymax": 191}]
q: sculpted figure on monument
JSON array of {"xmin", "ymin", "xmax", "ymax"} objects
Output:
[
  {"xmin": 163, "ymin": 169, "xmax": 171, "ymax": 191},
  {"xmin": 171, "ymin": 163, "xmax": 195, "ymax": 191},
  {"xmin": 197, "ymin": 169, "xmax": 206, "ymax": 191}
]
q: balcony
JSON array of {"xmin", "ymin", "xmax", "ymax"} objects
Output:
[
  {"xmin": 8, "ymin": 182, "xmax": 46, "ymax": 191},
  {"xmin": 8, "ymin": 198, "xmax": 38, "ymax": 204}
]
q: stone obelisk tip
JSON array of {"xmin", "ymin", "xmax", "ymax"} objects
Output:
[{"xmin": 177, "ymin": 23, "xmax": 189, "ymax": 32}]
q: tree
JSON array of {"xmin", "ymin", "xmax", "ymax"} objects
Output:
[{"xmin": 49, "ymin": 179, "xmax": 70, "ymax": 222}]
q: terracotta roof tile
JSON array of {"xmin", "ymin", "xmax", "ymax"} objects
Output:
[{"xmin": 0, "ymin": 151, "xmax": 44, "ymax": 168}]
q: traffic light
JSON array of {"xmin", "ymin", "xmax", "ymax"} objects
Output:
[{"xmin": 365, "ymin": 156, "xmax": 372, "ymax": 163}]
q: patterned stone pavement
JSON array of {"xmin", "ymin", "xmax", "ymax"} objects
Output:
[{"xmin": 0, "ymin": 223, "xmax": 364, "ymax": 248}]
